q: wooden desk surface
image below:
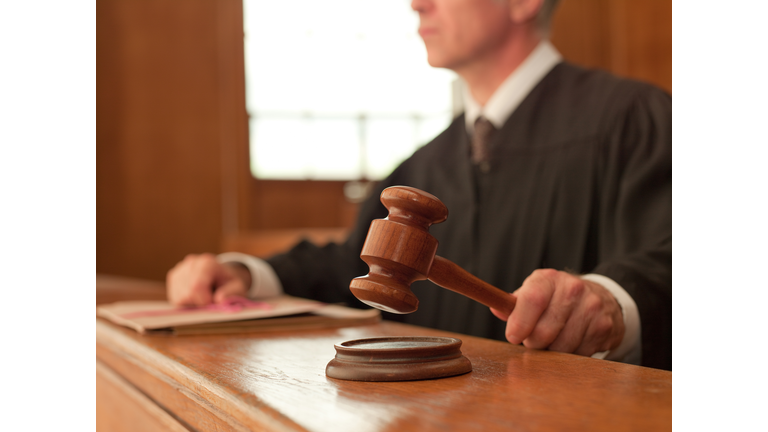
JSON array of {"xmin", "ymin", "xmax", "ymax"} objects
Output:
[{"xmin": 96, "ymin": 275, "xmax": 671, "ymax": 432}]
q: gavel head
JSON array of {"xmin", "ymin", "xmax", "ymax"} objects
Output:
[{"xmin": 350, "ymin": 186, "xmax": 448, "ymax": 314}]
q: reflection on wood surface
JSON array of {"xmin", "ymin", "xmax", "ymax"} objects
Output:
[
  {"xmin": 96, "ymin": 275, "xmax": 671, "ymax": 432},
  {"xmin": 97, "ymin": 321, "xmax": 671, "ymax": 431}
]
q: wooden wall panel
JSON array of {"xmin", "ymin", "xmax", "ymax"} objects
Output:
[
  {"xmin": 249, "ymin": 180, "xmax": 359, "ymax": 230},
  {"xmin": 614, "ymin": 0, "xmax": 672, "ymax": 93},
  {"xmin": 549, "ymin": 0, "xmax": 612, "ymax": 73},
  {"xmin": 97, "ymin": 0, "xmax": 247, "ymax": 281},
  {"xmin": 221, "ymin": 228, "xmax": 350, "ymax": 258},
  {"xmin": 551, "ymin": 0, "xmax": 672, "ymax": 93}
]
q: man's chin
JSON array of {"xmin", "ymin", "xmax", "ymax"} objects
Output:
[{"xmin": 424, "ymin": 53, "xmax": 454, "ymax": 70}]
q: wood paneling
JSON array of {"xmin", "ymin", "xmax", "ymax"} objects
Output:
[
  {"xmin": 97, "ymin": 0, "xmax": 247, "ymax": 281},
  {"xmin": 222, "ymin": 228, "xmax": 350, "ymax": 259},
  {"xmin": 248, "ymin": 180, "xmax": 360, "ymax": 230},
  {"xmin": 551, "ymin": 0, "xmax": 672, "ymax": 93}
]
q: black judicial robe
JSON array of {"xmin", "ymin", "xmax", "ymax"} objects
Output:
[{"xmin": 267, "ymin": 62, "xmax": 672, "ymax": 371}]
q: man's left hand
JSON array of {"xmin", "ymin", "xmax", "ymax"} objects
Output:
[{"xmin": 490, "ymin": 269, "xmax": 625, "ymax": 356}]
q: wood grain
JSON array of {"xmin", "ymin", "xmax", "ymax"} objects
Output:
[
  {"xmin": 428, "ymin": 255, "xmax": 516, "ymax": 316},
  {"xmin": 97, "ymin": 361, "xmax": 191, "ymax": 432},
  {"xmin": 551, "ymin": 0, "xmax": 672, "ymax": 93},
  {"xmin": 97, "ymin": 0, "xmax": 248, "ymax": 281},
  {"xmin": 221, "ymin": 228, "xmax": 350, "ymax": 258},
  {"xmin": 96, "ymin": 276, "xmax": 672, "ymax": 432},
  {"xmin": 96, "ymin": 274, "xmax": 168, "ymax": 305}
]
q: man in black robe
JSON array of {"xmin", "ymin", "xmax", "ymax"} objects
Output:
[{"xmin": 167, "ymin": 0, "xmax": 672, "ymax": 370}]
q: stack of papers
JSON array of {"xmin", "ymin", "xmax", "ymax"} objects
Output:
[{"xmin": 97, "ymin": 295, "xmax": 381, "ymax": 335}]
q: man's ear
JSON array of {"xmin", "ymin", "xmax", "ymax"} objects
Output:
[{"xmin": 507, "ymin": 0, "xmax": 544, "ymax": 24}]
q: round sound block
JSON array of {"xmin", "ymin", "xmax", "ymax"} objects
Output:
[{"xmin": 325, "ymin": 336, "xmax": 472, "ymax": 382}]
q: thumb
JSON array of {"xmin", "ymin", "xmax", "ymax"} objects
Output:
[{"xmin": 213, "ymin": 279, "xmax": 248, "ymax": 304}]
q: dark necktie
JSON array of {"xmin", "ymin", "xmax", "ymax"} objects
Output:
[{"xmin": 471, "ymin": 116, "xmax": 496, "ymax": 165}]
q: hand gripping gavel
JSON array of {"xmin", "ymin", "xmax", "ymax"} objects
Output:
[{"xmin": 350, "ymin": 186, "xmax": 517, "ymax": 316}]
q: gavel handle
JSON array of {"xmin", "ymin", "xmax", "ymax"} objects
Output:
[{"xmin": 428, "ymin": 256, "xmax": 516, "ymax": 317}]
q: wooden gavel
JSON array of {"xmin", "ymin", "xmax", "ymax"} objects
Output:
[{"xmin": 350, "ymin": 186, "xmax": 517, "ymax": 316}]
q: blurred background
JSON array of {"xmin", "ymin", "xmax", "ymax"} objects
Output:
[{"xmin": 97, "ymin": 0, "xmax": 671, "ymax": 281}]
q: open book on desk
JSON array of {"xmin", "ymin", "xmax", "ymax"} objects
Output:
[{"xmin": 97, "ymin": 295, "xmax": 381, "ymax": 335}]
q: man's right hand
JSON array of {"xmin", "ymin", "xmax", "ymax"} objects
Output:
[{"xmin": 166, "ymin": 253, "xmax": 252, "ymax": 306}]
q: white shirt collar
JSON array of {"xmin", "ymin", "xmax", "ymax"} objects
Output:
[{"xmin": 464, "ymin": 40, "xmax": 562, "ymax": 133}]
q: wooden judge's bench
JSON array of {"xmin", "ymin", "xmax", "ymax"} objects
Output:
[{"xmin": 96, "ymin": 275, "xmax": 672, "ymax": 432}]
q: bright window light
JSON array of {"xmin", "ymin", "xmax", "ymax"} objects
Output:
[{"xmin": 243, "ymin": 0, "xmax": 457, "ymax": 180}]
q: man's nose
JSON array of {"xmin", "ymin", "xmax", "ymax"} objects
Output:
[{"xmin": 411, "ymin": 0, "xmax": 432, "ymax": 13}]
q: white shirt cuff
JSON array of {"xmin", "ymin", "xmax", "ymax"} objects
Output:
[
  {"xmin": 580, "ymin": 273, "xmax": 642, "ymax": 365},
  {"xmin": 216, "ymin": 252, "xmax": 284, "ymax": 299}
]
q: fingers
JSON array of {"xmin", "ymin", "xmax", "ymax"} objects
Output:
[
  {"xmin": 546, "ymin": 300, "xmax": 591, "ymax": 353},
  {"xmin": 573, "ymin": 288, "xmax": 625, "ymax": 356},
  {"xmin": 167, "ymin": 254, "xmax": 253, "ymax": 307},
  {"xmin": 505, "ymin": 269, "xmax": 557, "ymax": 345},
  {"xmin": 524, "ymin": 275, "xmax": 586, "ymax": 350},
  {"xmin": 212, "ymin": 276, "xmax": 248, "ymax": 304},
  {"xmin": 167, "ymin": 253, "xmax": 218, "ymax": 306},
  {"xmin": 503, "ymin": 269, "xmax": 625, "ymax": 357},
  {"xmin": 188, "ymin": 254, "xmax": 219, "ymax": 304},
  {"xmin": 574, "ymin": 317, "xmax": 613, "ymax": 356}
]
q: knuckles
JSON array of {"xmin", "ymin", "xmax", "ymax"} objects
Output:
[
  {"xmin": 510, "ymin": 269, "xmax": 624, "ymax": 356},
  {"xmin": 182, "ymin": 252, "xmax": 216, "ymax": 266},
  {"xmin": 196, "ymin": 253, "xmax": 218, "ymax": 270},
  {"xmin": 529, "ymin": 268, "xmax": 558, "ymax": 281},
  {"xmin": 582, "ymin": 294, "xmax": 603, "ymax": 316},
  {"xmin": 198, "ymin": 252, "xmax": 216, "ymax": 262},
  {"xmin": 562, "ymin": 277, "xmax": 585, "ymax": 300},
  {"xmin": 520, "ymin": 289, "xmax": 550, "ymax": 312}
]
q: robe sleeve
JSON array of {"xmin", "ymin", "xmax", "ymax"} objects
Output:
[{"xmin": 592, "ymin": 86, "xmax": 672, "ymax": 370}]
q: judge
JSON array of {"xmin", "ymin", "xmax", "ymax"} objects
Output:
[{"xmin": 167, "ymin": 0, "xmax": 672, "ymax": 370}]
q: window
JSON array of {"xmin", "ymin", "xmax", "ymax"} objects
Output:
[{"xmin": 243, "ymin": 0, "xmax": 458, "ymax": 180}]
